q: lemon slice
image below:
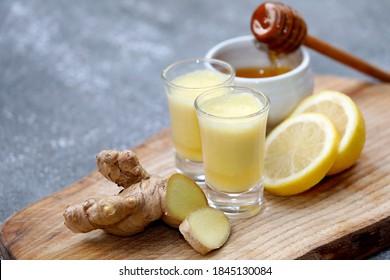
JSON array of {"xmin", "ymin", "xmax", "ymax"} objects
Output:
[
  {"xmin": 290, "ymin": 90, "xmax": 366, "ymax": 175},
  {"xmin": 264, "ymin": 113, "xmax": 339, "ymax": 196}
]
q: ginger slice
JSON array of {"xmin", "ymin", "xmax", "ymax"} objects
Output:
[
  {"xmin": 179, "ymin": 207, "xmax": 231, "ymax": 255},
  {"xmin": 162, "ymin": 173, "xmax": 208, "ymax": 227}
]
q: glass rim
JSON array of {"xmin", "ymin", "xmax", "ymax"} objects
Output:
[
  {"xmin": 195, "ymin": 86, "xmax": 270, "ymax": 120},
  {"xmin": 161, "ymin": 57, "xmax": 236, "ymax": 90}
]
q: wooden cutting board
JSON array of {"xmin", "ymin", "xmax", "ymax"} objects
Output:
[{"xmin": 1, "ymin": 76, "xmax": 390, "ymax": 260}]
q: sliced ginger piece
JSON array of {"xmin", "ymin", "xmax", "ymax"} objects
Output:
[
  {"xmin": 179, "ymin": 207, "xmax": 230, "ymax": 255},
  {"xmin": 162, "ymin": 173, "xmax": 208, "ymax": 227}
]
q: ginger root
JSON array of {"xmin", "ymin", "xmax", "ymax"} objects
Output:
[
  {"xmin": 64, "ymin": 175, "xmax": 167, "ymax": 236},
  {"xmin": 63, "ymin": 150, "xmax": 208, "ymax": 236},
  {"xmin": 64, "ymin": 149, "xmax": 231, "ymax": 254}
]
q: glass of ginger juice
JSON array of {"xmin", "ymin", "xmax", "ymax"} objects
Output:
[
  {"xmin": 195, "ymin": 86, "xmax": 269, "ymax": 218},
  {"xmin": 161, "ymin": 58, "xmax": 235, "ymax": 182}
]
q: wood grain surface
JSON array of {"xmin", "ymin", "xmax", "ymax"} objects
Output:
[{"xmin": 1, "ymin": 76, "xmax": 390, "ymax": 260}]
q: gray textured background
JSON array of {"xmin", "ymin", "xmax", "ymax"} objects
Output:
[{"xmin": 1, "ymin": 0, "xmax": 389, "ymax": 259}]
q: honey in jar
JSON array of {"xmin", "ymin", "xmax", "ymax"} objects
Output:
[{"xmin": 236, "ymin": 66, "xmax": 292, "ymax": 78}]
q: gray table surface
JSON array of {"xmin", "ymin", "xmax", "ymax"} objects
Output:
[{"xmin": 1, "ymin": 0, "xmax": 389, "ymax": 260}]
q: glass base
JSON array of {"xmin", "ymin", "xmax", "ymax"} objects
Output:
[
  {"xmin": 175, "ymin": 153, "xmax": 205, "ymax": 183},
  {"xmin": 205, "ymin": 181, "xmax": 264, "ymax": 219}
]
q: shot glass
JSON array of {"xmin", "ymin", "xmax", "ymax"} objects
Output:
[
  {"xmin": 161, "ymin": 58, "xmax": 235, "ymax": 182},
  {"xmin": 195, "ymin": 86, "xmax": 270, "ymax": 218}
]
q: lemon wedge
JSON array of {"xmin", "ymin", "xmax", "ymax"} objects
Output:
[
  {"xmin": 264, "ymin": 113, "xmax": 339, "ymax": 196},
  {"xmin": 290, "ymin": 90, "xmax": 366, "ymax": 175}
]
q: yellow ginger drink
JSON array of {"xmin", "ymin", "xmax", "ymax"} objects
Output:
[
  {"xmin": 168, "ymin": 70, "xmax": 229, "ymax": 161},
  {"xmin": 162, "ymin": 58, "xmax": 235, "ymax": 181},
  {"xmin": 195, "ymin": 86, "xmax": 269, "ymax": 217}
]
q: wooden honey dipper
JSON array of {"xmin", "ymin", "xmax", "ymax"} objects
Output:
[{"xmin": 251, "ymin": 1, "xmax": 390, "ymax": 82}]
